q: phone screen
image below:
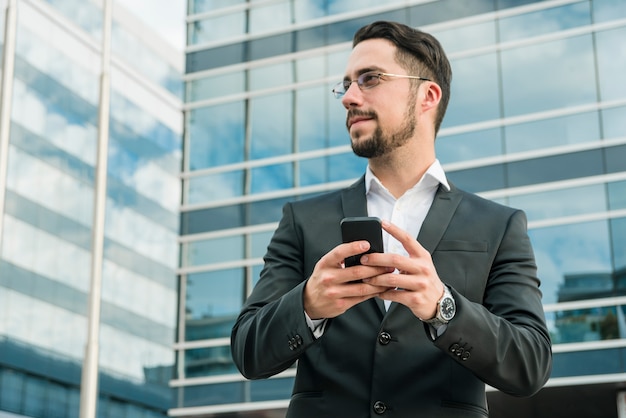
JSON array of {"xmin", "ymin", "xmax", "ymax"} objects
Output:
[{"xmin": 340, "ymin": 217, "xmax": 384, "ymax": 267}]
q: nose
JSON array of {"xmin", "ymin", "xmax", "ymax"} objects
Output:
[{"xmin": 340, "ymin": 81, "xmax": 363, "ymax": 109}]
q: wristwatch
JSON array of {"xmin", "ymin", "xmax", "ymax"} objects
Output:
[{"xmin": 423, "ymin": 285, "xmax": 456, "ymax": 327}]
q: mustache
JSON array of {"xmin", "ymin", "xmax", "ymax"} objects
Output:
[{"xmin": 346, "ymin": 109, "xmax": 377, "ymax": 129}]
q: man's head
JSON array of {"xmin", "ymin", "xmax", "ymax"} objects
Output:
[{"xmin": 351, "ymin": 21, "xmax": 452, "ymax": 135}]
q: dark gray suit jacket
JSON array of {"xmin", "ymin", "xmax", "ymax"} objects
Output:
[{"xmin": 231, "ymin": 177, "xmax": 552, "ymax": 418}]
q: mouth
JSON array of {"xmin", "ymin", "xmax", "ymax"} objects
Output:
[{"xmin": 347, "ymin": 111, "xmax": 376, "ymax": 129}]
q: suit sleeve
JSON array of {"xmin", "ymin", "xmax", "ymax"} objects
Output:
[
  {"xmin": 431, "ymin": 209, "xmax": 552, "ymax": 396},
  {"xmin": 230, "ymin": 202, "xmax": 317, "ymax": 379}
]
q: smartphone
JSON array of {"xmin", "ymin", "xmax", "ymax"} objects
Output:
[{"xmin": 340, "ymin": 216, "xmax": 384, "ymax": 267}]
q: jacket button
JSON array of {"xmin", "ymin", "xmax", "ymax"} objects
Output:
[
  {"xmin": 378, "ymin": 331, "xmax": 391, "ymax": 345},
  {"xmin": 449, "ymin": 343, "xmax": 460, "ymax": 353},
  {"xmin": 373, "ymin": 400, "xmax": 387, "ymax": 414}
]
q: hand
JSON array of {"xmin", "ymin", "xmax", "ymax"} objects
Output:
[
  {"xmin": 361, "ymin": 220, "xmax": 445, "ymax": 320},
  {"xmin": 303, "ymin": 241, "xmax": 394, "ymax": 320}
]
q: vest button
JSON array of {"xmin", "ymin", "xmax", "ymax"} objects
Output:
[
  {"xmin": 373, "ymin": 400, "xmax": 387, "ymax": 414},
  {"xmin": 378, "ymin": 331, "xmax": 391, "ymax": 345}
]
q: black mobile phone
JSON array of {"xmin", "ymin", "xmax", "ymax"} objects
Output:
[{"xmin": 340, "ymin": 217, "xmax": 384, "ymax": 267}]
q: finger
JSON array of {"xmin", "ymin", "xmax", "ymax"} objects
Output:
[
  {"xmin": 321, "ymin": 241, "xmax": 371, "ymax": 267},
  {"xmin": 381, "ymin": 220, "xmax": 429, "ymax": 258}
]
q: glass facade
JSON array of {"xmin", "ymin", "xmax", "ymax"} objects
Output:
[
  {"xmin": 0, "ymin": 0, "xmax": 182, "ymax": 417},
  {"xmin": 176, "ymin": 0, "xmax": 626, "ymax": 417}
]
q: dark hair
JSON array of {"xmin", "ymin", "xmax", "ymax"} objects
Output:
[{"xmin": 353, "ymin": 21, "xmax": 452, "ymax": 135}]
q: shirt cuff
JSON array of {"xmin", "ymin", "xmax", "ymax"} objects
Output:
[{"xmin": 304, "ymin": 311, "xmax": 327, "ymax": 339}]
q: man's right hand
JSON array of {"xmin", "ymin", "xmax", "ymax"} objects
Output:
[{"xmin": 303, "ymin": 241, "xmax": 394, "ymax": 320}]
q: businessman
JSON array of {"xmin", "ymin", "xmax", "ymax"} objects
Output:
[{"xmin": 231, "ymin": 21, "xmax": 552, "ymax": 418}]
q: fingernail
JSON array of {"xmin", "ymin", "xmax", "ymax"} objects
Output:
[
  {"xmin": 361, "ymin": 255, "xmax": 368, "ymax": 263},
  {"xmin": 360, "ymin": 242, "xmax": 369, "ymax": 250}
]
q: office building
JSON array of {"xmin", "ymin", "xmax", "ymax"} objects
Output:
[
  {"xmin": 175, "ymin": 0, "xmax": 626, "ymax": 417},
  {"xmin": 0, "ymin": 0, "xmax": 182, "ymax": 416}
]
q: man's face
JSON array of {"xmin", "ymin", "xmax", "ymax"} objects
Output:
[{"xmin": 341, "ymin": 39, "xmax": 418, "ymax": 159}]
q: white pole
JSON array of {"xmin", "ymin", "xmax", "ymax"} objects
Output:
[
  {"xmin": 79, "ymin": 0, "xmax": 112, "ymax": 416},
  {"xmin": 0, "ymin": 0, "xmax": 17, "ymax": 255}
]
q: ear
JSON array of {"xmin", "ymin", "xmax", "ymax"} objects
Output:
[{"xmin": 420, "ymin": 81, "xmax": 442, "ymax": 113}]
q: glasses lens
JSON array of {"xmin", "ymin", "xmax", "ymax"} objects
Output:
[
  {"xmin": 358, "ymin": 72, "xmax": 380, "ymax": 89},
  {"xmin": 332, "ymin": 81, "xmax": 346, "ymax": 98}
]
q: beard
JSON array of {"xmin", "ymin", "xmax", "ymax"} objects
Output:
[{"xmin": 347, "ymin": 95, "xmax": 417, "ymax": 159}]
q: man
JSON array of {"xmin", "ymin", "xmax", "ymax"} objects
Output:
[{"xmin": 231, "ymin": 21, "xmax": 552, "ymax": 418}]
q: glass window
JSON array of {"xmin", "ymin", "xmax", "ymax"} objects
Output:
[
  {"xmin": 498, "ymin": 1, "xmax": 591, "ymax": 42},
  {"xmin": 608, "ymin": 181, "xmax": 626, "ymax": 211},
  {"xmin": 251, "ymin": 230, "xmax": 274, "ymax": 258},
  {"xmin": 43, "ymin": 0, "xmax": 102, "ymax": 38},
  {"xmin": 328, "ymin": 153, "xmax": 366, "ymax": 183},
  {"xmin": 0, "ymin": 369, "xmax": 24, "ymax": 410},
  {"xmin": 595, "ymin": 26, "xmax": 626, "ymax": 102},
  {"xmin": 297, "ymin": 86, "xmax": 328, "ymax": 152},
  {"xmin": 188, "ymin": 12, "xmax": 245, "ymax": 45},
  {"xmin": 299, "ymin": 157, "xmax": 329, "ymax": 187},
  {"xmin": 505, "ymin": 111, "xmax": 601, "ymax": 153},
  {"xmin": 187, "ymin": 170, "xmax": 245, "ymax": 204},
  {"xmin": 509, "ymin": 184, "xmax": 606, "ymax": 223},
  {"xmin": 185, "ymin": 269, "xmax": 244, "ymax": 341},
  {"xmin": 602, "ymin": 105, "xmax": 626, "ymax": 139},
  {"xmin": 432, "ymin": 20, "xmax": 496, "ymax": 54},
  {"xmin": 189, "ymin": 0, "xmax": 246, "ymax": 14},
  {"xmin": 593, "ymin": 0, "xmax": 626, "ymax": 23},
  {"xmin": 181, "ymin": 204, "xmax": 245, "ymax": 235},
  {"xmin": 611, "ymin": 217, "xmax": 626, "ymax": 271},
  {"xmin": 529, "ymin": 221, "xmax": 612, "ymax": 304},
  {"xmin": 250, "ymin": 92, "xmax": 294, "ymax": 159},
  {"xmin": 446, "ymin": 164, "xmax": 506, "ymax": 193},
  {"xmin": 188, "ymin": 101, "xmax": 246, "ymax": 170},
  {"xmin": 296, "ymin": 55, "xmax": 325, "ymax": 83},
  {"xmin": 551, "ymin": 348, "xmax": 626, "ymax": 378},
  {"xmin": 250, "ymin": 163, "xmax": 294, "ymax": 193},
  {"xmin": 500, "ymin": 35, "xmax": 597, "ymax": 117},
  {"xmin": 187, "ymin": 71, "xmax": 245, "ymax": 102},
  {"xmin": 249, "ymin": 61, "xmax": 294, "ymax": 91},
  {"xmin": 437, "ymin": 128, "xmax": 503, "ymax": 163},
  {"xmin": 249, "ymin": 2, "xmax": 292, "ymax": 34},
  {"xmin": 550, "ymin": 305, "xmax": 626, "ymax": 344},
  {"xmin": 184, "ymin": 345, "xmax": 237, "ymax": 378},
  {"xmin": 184, "ymin": 235, "xmax": 245, "ymax": 267},
  {"xmin": 443, "ymin": 53, "xmax": 500, "ymax": 129}
]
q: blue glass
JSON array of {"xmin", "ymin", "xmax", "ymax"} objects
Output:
[
  {"xmin": 498, "ymin": 1, "xmax": 591, "ymax": 42},
  {"xmin": 529, "ymin": 221, "xmax": 612, "ymax": 304},
  {"xmin": 328, "ymin": 153, "xmax": 366, "ymax": 183},
  {"xmin": 505, "ymin": 111, "xmax": 600, "ymax": 153},
  {"xmin": 189, "ymin": 0, "xmax": 246, "ymax": 14},
  {"xmin": 251, "ymin": 230, "xmax": 274, "ymax": 258},
  {"xmin": 551, "ymin": 347, "xmax": 626, "ymax": 378},
  {"xmin": 602, "ymin": 105, "xmax": 626, "ymax": 139},
  {"xmin": 185, "ymin": 269, "xmax": 244, "ymax": 340},
  {"xmin": 608, "ymin": 181, "xmax": 626, "ymax": 211},
  {"xmin": 593, "ymin": 0, "xmax": 626, "ymax": 22},
  {"xmin": 596, "ymin": 26, "xmax": 626, "ymax": 102},
  {"xmin": 250, "ymin": 2, "xmax": 291, "ymax": 33},
  {"xmin": 446, "ymin": 164, "xmax": 506, "ymax": 193},
  {"xmin": 509, "ymin": 184, "xmax": 606, "ymax": 223},
  {"xmin": 43, "ymin": 0, "xmax": 102, "ymax": 38},
  {"xmin": 188, "ymin": 101, "xmax": 246, "ymax": 169},
  {"xmin": 297, "ymin": 87, "xmax": 328, "ymax": 152},
  {"xmin": 251, "ymin": 163, "xmax": 294, "ymax": 193},
  {"xmin": 184, "ymin": 345, "xmax": 237, "ymax": 377},
  {"xmin": 250, "ymin": 92, "xmax": 293, "ymax": 159},
  {"xmin": 611, "ymin": 217, "xmax": 626, "ymax": 271},
  {"xmin": 188, "ymin": 71, "xmax": 245, "ymax": 102},
  {"xmin": 299, "ymin": 156, "xmax": 329, "ymax": 187},
  {"xmin": 501, "ymin": 35, "xmax": 597, "ymax": 117},
  {"xmin": 188, "ymin": 12, "xmax": 245, "ymax": 45},
  {"xmin": 187, "ymin": 171, "xmax": 245, "ymax": 204},
  {"xmin": 185, "ymin": 235, "xmax": 244, "ymax": 267},
  {"xmin": 437, "ymin": 128, "xmax": 503, "ymax": 163},
  {"xmin": 250, "ymin": 61, "xmax": 294, "ymax": 91},
  {"xmin": 432, "ymin": 20, "xmax": 496, "ymax": 54},
  {"xmin": 178, "ymin": 377, "xmax": 295, "ymax": 407},
  {"xmin": 443, "ymin": 53, "xmax": 500, "ymax": 128}
]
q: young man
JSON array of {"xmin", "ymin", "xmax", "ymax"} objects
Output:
[{"xmin": 231, "ymin": 21, "xmax": 552, "ymax": 418}]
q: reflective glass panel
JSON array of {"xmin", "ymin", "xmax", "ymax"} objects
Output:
[
  {"xmin": 250, "ymin": 163, "xmax": 294, "ymax": 194},
  {"xmin": 251, "ymin": 230, "xmax": 274, "ymax": 258},
  {"xmin": 297, "ymin": 86, "xmax": 328, "ymax": 152},
  {"xmin": 296, "ymin": 55, "xmax": 325, "ymax": 82},
  {"xmin": 500, "ymin": 35, "xmax": 597, "ymax": 117},
  {"xmin": 595, "ymin": 26, "xmax": 626, "ymax": 102},
  {"xmin": 184, "ymin": 235, "xmax": 244, "ymax": 267},
  {"xmin": 529, "ymin": 221, "xmax": 612, "ymax": 304},
  {"xmin": 299, "ymin": 156, "xmax": 329, "ymax": 187},
  {"xmin": 612, "ymin": 217, "xmax": 626, "ymax": 271},
  {"xmin": 593, "ymin": 0, "xmax": 626, "ymax": 23},
  {"xmin": 187, "ymin": 170, "xmax": 245, "ymax": 204},
  {"xmin": 437, "ymin": 128, "xmax": 503, "ymax": 163},
  {"xmin": 328, "ymin": 153, "xmax": 366, "ymax": 182},
  {"xmin": 249, "ymin": 2, "xmax": 291, "ymax": 34},
  {"xmin": 608, "ymin": 181, "xmax": 626, "ymax": 211},
  {"xmin": 432, "ymin": 20, "xmax": 496, "ymax": 54},
  {"xmin": 509, "ymin": 184, "xmax": 606, "ymax": 223},
  {"xmin": 498, "ymin": 1, "xmax": 591, "ymax": 42},
  {"xmin": 549, "ymin": 305, "xmax": 626, "ymax": 345},
  {"xmin": 250, "ymin": 92, "xmax": 293, "ymax": 159},
  {"xmin": 505, "ymin": 111, "xmax": 601, "ymax": 153},
  {"xmin": 189, "ymin": 0, "xmax": 245, "ymax": 14},
  {"xmin": 188, "ymin": 71, "xmax": 245, "ymax": 102},
  {"xmin": 188, "ymin": 101, "xmax": 246, "ymax": 170},
  {"xmin": 250, "ymin": 61, "xmax": 294, "ymax": 91},
  {"xmin": 602, "ymin": 105, "xmax": 626, "ymax": 139},
  {"xmin": 185, "ymin": 269, "xmax": 244, "ymax": 340},
  {"xmin": 551, "ymin": 347, "xmax": 626, "ymax": 378},
  {"xmin": 443, "ymin": 53, "xmax": 500, "ymax": 128},
  {"xmin": 188, "ymin": 12, "xmax": 245, "ymax": 45},
  {"xmin": 184, "ymin": 345, "xmax": 236, "ymax": 378}
]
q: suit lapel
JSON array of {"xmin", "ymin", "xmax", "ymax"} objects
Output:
[{"xmin": 417, "ymin": 183, "xmax": 462, "ymax": 253}]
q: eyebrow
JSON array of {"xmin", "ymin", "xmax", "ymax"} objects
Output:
[{"xmin": 343, "ymin": 67, "xmax": 385, "ymax": 81}]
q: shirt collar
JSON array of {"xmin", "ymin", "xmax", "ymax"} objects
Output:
[{"xmin": 365, "ymin": 159, "xmax": 450, "ymax": 195}]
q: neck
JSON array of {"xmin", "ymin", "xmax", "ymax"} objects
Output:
[{"xmin": 369, "ymin": 147, "xmax": 435, "ymax": 199}]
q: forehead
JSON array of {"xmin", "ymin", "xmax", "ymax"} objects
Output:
[{"xmin": 344, "ymin": 38, "xmax": 400, "ymax": 76}]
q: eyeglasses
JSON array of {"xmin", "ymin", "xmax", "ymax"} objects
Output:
[{"xmin": 332, "ymin": 71, "xmax": 430, "ymax": 99}]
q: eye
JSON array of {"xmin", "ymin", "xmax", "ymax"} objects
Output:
[{"xmin": 359, "ymin": 73, "xmax": 380, "ymax": 88}]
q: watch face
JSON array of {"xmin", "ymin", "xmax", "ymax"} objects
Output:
[{"xmin": 440, "ymin": 297, "xmax": 456, "ymax": 321}]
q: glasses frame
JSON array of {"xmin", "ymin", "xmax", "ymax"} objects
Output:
[{"xmin": 332, "ymin": 71, "xmax": 431, "ymax": 99}]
